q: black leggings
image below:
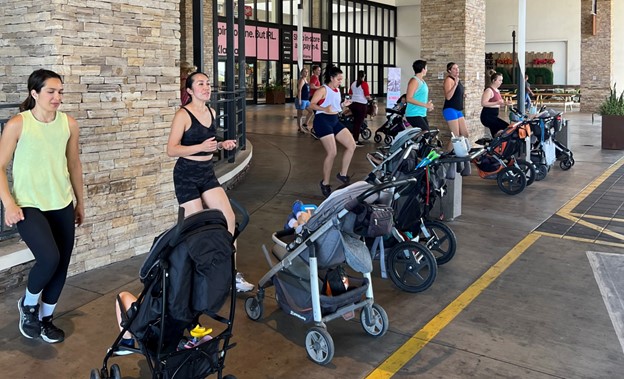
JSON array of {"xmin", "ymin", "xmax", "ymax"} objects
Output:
[
  {"xmin": 480, "ymin": 107, "xmax": 509, "ymax": 136},
  {"xmin": 17, "ymin": 204, "xmax": 75, "ymax": 305}
]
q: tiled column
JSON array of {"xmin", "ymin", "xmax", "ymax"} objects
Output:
[
  {"xmin": 420, "ymin": 0, "xmax": 487, "ymax": 140},
  {"xmin": 0, "ymin": 0, "xmax": 181, "ymax": 275},
  {"xmin": 580, "ymin": 0, "xmax": 612, "ymax": 113}
]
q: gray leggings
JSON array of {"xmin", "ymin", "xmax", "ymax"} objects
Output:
[{"xmin": 17, "ymin": 203, "xmax": 75, "ymax": 304}]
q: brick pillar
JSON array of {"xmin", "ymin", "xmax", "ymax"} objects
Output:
[
  {"xmin": 180, "ymin": 0, "xmax": 214, "ymax": 78},
  {"xmin": 580, "ymin": 0, "xmax": 612, "ymax": 113},
  {"xmin": 0, "ymin": 0, "xmax": 182, "ymax": 274},
  {"xmin": 420, "ymin": 0, "xmax": 486, "ymax": 141}
]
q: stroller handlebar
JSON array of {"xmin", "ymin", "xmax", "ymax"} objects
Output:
[
  {"xmin": 355, "ymin": 177, "xmax": 417, "ymax": 203},
  {"xmin": 230, "ymin": 198, "xmax": 250, "ymax": 238}
]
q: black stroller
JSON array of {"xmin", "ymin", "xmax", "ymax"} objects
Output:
[
  {"xmin": 527, "ymin": 108, "xmax": 575, "ymax": 179},
  {"xmin": 90, "ymin": 202, "xmax": 249, "ymax": 379},
  {"xmin": 374, "ymin": 95, "xmax": 408, "ymax": 145},
  {"xmin": 338, "ymin": 111, "xmax": 371, "ymax": 140},
  {"xmin": 366, "ymin": 128, "xmax": 469, "ymax": 292},
  {"xmin": 244, "ymin": 180, "xmax": 411, "ymax": 365}
]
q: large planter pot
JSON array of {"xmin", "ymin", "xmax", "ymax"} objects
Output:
[
  {"xmin": 601, "ymin": 115, "xmax": 624, "ymax": 150},
  {"xmin": 266, "ymin": 90, "xmax": 285, "ymax": 104}
]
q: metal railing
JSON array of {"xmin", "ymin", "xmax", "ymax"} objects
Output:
[{"xmin": 0, "ymin": 103, "xmax": 19, "ymax": 240}]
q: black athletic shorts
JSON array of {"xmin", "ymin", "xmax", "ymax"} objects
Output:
[{"xmin": 173, "ymin": 158, "xmax": 221, "ymax": 204}]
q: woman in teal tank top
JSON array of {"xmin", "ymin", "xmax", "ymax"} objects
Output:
[
  {"xmin": 405, "ymin": 59, "xmax": 434, "ymax": 131},
  {"xmin": 0, "ymin": 69, "xmax": 84, "ymax": 344}
]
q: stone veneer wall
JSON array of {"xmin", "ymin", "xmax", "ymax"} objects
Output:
[
  {"xmin": 420, "ymin": 0, "xmax": 487, "ymax": 141},
  {"xmin": 180, "ymin": 0, "xmax": 213, "ymax": 77},
  {"xmin": 0, "ymin": 0, "xmax": 182, "ymax": 277},
  {"xmin": 580, "ymin": 0, "xmax": 611, "ymax": 113}
]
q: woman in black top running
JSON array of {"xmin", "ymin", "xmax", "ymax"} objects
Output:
[
  {"xmin": 443, "ymin": 62, "xmax": 469, "ymax": 147},
  {"xmin": 166, "ymin": 71, "xmax": 254, "ymax": 292}
]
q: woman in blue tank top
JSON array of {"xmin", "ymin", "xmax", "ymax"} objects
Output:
[{"xmin": 405, "ymin": 60, "xmax": 434, "ymax": 131}]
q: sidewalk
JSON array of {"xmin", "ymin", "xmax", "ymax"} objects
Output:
[{"xmin": 1, "ymin": 106, "xmax": 623, "ymax": 378}]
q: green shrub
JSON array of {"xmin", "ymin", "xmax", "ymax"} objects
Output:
[{"xmin": 599, "ymin": 84, "xmax": 624, "ymax": 116}]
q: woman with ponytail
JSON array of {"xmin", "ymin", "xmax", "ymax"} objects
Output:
[
  {"xmin": 0, "ymin": 69, "xmax": 84, "ymax": 344},
  {"xmin": 166, "ymin": 71, "xmax": 254, "ymax": 293},
  {"xmin": 309, "ymin": 65, "xmax": 356, "ymax": 198}
]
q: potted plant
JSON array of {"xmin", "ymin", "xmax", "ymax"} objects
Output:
[
  {"xmin": 600, "ymin": 84, "xmax": 624, "ymax": 150},
  {"xmin": 265, "ymin": 82, "xmax": 285, "ymax": 104}
]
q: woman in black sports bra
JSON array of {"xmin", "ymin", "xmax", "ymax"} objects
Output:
[{"xmin": 166, "ymin": 71, "xmax": 254, "ymax": 292}]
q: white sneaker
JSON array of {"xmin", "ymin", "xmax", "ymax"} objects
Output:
[{"xmin": 235, "ymin": 272, "xmax": 254, "ymax": 292}]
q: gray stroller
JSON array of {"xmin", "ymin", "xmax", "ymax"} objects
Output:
[{"xmin": 244, "ymin": 180, "xmax": 413, "ymax": 365}]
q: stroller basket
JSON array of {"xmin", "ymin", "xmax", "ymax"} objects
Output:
[
  {"xmin": 273, "ymin": 273, "xmax": 369, "ymax": 323},
  {"xmin": 161, "ymin": 335, "xmax": 225, "ymax": 379}
]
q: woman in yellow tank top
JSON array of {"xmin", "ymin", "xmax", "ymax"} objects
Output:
[{"xmin": 0, "ymin": 69, "xmax": 84, "ymax": 344}]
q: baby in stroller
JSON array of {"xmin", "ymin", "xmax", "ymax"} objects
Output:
[
  {"xmin": 244, "ymin": 180, "xmax": 412, "ymax": 366},
  {"xmin": 91, "ymin": 203, "xmax": 249, "ymax": 379}
]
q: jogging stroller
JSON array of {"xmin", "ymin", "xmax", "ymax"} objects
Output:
[
  {"xmin": 244, "ymin": 180, "xmax": 410, "ymax": 365},
  {"xmin": 339, "ymin": 111, "xmax": 371, "ymax": 140},
  {"xmin": 527, "ymin": 108, "xmax": 575, "ymax": 179},
  {"xmin": 90, "ymin": 202, "xmax": 249, "ymax": 379},
  {"xmin": 374, "ymin": 95, "xmax": 408, "ymax": 145},
  {"xmin": 471, "ymin": 120, "xmax": 535, "ymax": 195},
  {"xmin": 365, "ymin": 129, "xmax": 468, "ymax": 291}
]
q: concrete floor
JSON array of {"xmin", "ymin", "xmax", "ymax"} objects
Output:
[{"xmin": 1, "ymin": 105, "xmax": 623, "ymax": 379}]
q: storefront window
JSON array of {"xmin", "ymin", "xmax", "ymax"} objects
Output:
[
  {"xmin": 268, "ymin": 0, "xmax": 278, "ymax": 22},
  {"xmin": 283, "ymin": 0, "xmax": 292, "ymax": 25},
  {"xmin": 303, "ymin": 0, "xmax": 311, "ymax": 27},
  {"xmin": 217, "ymin": 0, "xmax": 226, "ymax": 17},
  {"xmin": 332, "ymin": 0, "xmax": 339, "ymax": 31}
]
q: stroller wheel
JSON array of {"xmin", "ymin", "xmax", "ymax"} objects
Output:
[
  {"xmin": 109, "ymin": 364, "xmax": 121, "ymax": 379},
  {"xmin": 514, "ymin": 159, "xmax": 536, "ymax": 186},
  {"xmin": 361, "ymin": 127, "xmax": 372, "ymax": 140},
  {"xmin": 560, "ymin": 157, "xmax": 574, "ymax": 170},
  {"xmin": 419, "ymin": 220, "xmax": 457, "ymax": 265},
  {"xmin": 244, "ymin": 296, "xmax": 264, "ymax": 321},
  {"xmin": 374, "ymin": 133, "xmax": 383, "ymax": 143},
  {"xmin": 90, "ymin": 369, "xmax": 102, "ymax": 379},
  {"xmin": 305, "ymin": 327, "xmax": 335, "ymax": 365},
  {"xmin": 384, "ymin": 135, "xmax": 394, "ymax": 145},
  {"xmin": 534, "ymin": 164, "xmax": 548, "ymax": 181},
  {"xmin": 360, "ymin": 304, "xmax": 389, "ymax": 337},
  {"xmin": 497, "ymin": 166, "xmax": 527, "ymax": 195},
  {"xmin": 387, "ymin": 241, "xmax": 437, "ymax": 293}
]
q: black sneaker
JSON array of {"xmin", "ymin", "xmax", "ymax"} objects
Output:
[
  {"xmin": 320, "ymin": 181, "xmax": 332, "ymax": 198},
  {"xmin": 40, "ymin": 316, "xmax": 65, "ymax": 344},
  {"xmin": 17, "ymin": 297, "xmax": 41, "ymax": 339},
  {"xmin": 335, "ymin": 173, "xmax": 350, "ymax": 184},
  {"xmin": 310, "ymin": 128, "xmax": 319, "ymax": 140}
]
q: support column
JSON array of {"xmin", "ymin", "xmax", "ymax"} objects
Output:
[
  {"xmin": 420, "ymin": 0, "xmax": 487, "ymax": 141},
  {"xmin": 580, "ymin": 0, "xmax": 612, "ymax": 113}
]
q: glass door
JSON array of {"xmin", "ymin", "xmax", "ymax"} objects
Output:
[{"xmin": 244, "ymin": 58, "xmax": 257, "ymax": 103}]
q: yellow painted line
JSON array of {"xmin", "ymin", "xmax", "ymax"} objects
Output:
[
  {"xmin": 557, "ymin": 212, "xmax": 624, "ymax": 242},
  {"xmin": 570, "ymin": 213, "xmax": 624, "ymax": 223},
  {"xmin": 533, "ymin": 231, "xmax": 624, "ymax": 248},
  {"xmin": 366, "ymin": 233, "xmax": 541, "ymax": 379},
  {"xmin": 558, "ymin": 157, "xmax": 624, "ymax": 216}
]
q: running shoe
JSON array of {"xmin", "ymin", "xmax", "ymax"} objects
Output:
[
  {"xmin": 236, "ymin": 272, "xmax": 254, "ymax": 292},
  {"xmin": 320, "ymin": 181, "xmax": 332, "ymax": 197},
  {"xmin": 18, "ymin": 297, "xmax": 41, "ymax": 339},
  {"xmin": 40, "ymin": 316, "xmax": 65, "ymax": 343}
]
